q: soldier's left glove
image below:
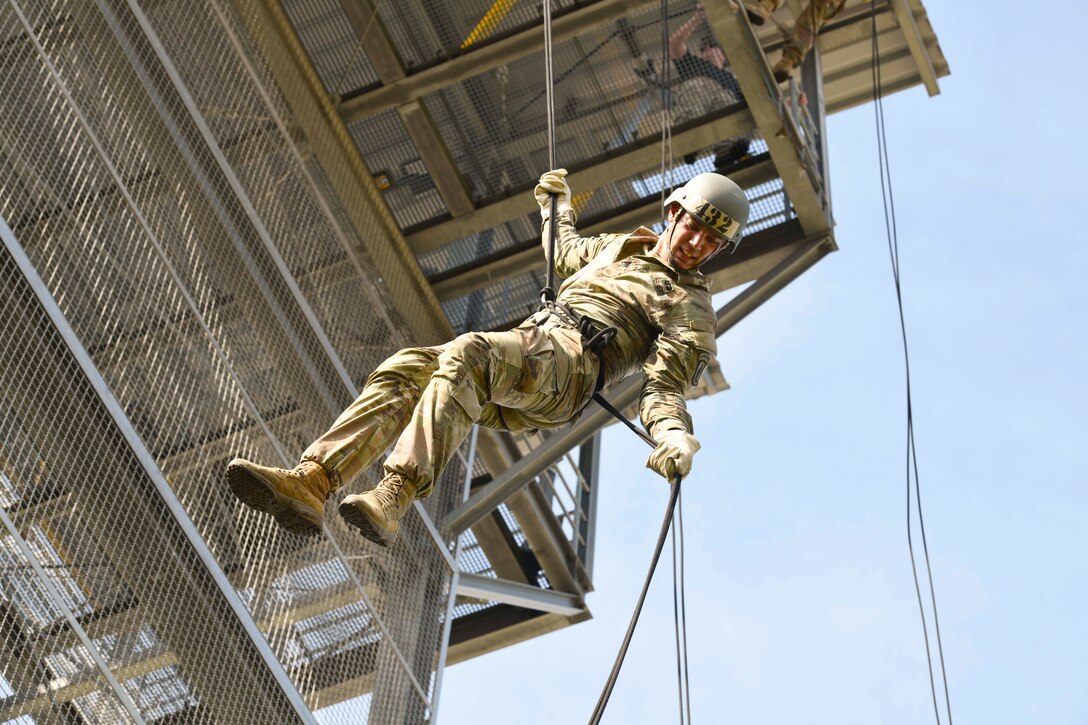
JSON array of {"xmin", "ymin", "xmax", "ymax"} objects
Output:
[
  {"xmin": 646, "ymin": 429, "xmax": 701, "ymax": 482},
  {"xmin": 534, "ymin": 168, "xmax": 575, "ymax": 223}
]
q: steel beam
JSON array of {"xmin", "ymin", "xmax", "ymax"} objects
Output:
[
  {"xmin": 446, "ymin": 608, "xmax": 590, "ymax": 666},
  {"xmin": 336, "ymin": 0, "xmax": 474, "ymax": 217},
  {"xmin": 703, "ymin": 3, "xmax": 831, "ymax": 236},
  {"xmin": 398, "ymin": 100, "xmax": 475, "ymax": 216},
  {"xmin": 407, "ymin": 106, "xmax": 756, "ymax": 255},
  {"xmin": 824, "ymin": 48, "xmax": 941, "ymax": 114},
  {"xmin": 891, "ymin": 0, "xmax": 939, "ymax": 97},
  {"xmin": 338, "ymin": 0, "xmax": 659, "ymax": 123},
  {"xmin": 456, "ymin": 573, "xmax": 585, "ymax": 617},
  {"xmin": 428, "ymin": 157, "xmax": 777, "ymax": 302},
  {"xmin": 444, "ymin": 232, "xmax": 836, "ymax": 535}
]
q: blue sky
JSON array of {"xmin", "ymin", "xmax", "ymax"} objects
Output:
[{"xmin": 438, "ymin": 2, "xmax": 1087, "ymax": 722}]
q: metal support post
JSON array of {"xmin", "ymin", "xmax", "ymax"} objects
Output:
[{"xmin": 430, "ymin": 426, "xmax": 478, "ymax": 724}]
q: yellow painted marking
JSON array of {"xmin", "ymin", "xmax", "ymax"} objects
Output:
[
  {"xmin": 461, "ymin": 0, "xmax": 519, "ymax": 49},
  {"xmin": 572, "ymin": 190, "xmax": 594, "ymax": 215}
]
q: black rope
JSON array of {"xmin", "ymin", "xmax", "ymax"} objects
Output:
[
  {"xmin": 541, "ymin": 0, "xmax": 558, "ymax": 306},
  {"xmin": 677, "ymin": 487, "xmax": 692, "ymax": 724},
  {"xmin": 535, "ymin": 3, "xmax": 692, "ymax": 720},
  {"xmin": 657, "ymin": 3, "xmax": 692, "ymax": 722},
  {"xmin": 672, "ymin": 523, "xmax": 685, "ymax": 724},
  {"xmin": 870, "ymin": 5, "xmax": 953, "ymax": 723},
  {"xmin": 592, "ymin": 392, "xmax": 655, "ymax": 448},
  {"xmin": 671, "ymin": 485, "xmax": 692, "ymax": 725},
  {"xmin": 589, "ymin": 469, "xmax": 682, "ymax": 725}
]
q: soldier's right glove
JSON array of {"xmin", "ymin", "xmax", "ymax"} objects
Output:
[
  {"xmin": 646, "ymin": 429, "xmax": 701, "ymax": 482},
  {"xmin": 534, "ymin": 168, "xmax": 575, "ymax": 223}
]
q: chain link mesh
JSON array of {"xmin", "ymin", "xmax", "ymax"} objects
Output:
[
  {"xmin": 0, "ymin": 0, "xmax": 830, "ymax": 720},
  {"xmin": 0, "ymin": 0, "xmax": 485, "ymax": 721}
]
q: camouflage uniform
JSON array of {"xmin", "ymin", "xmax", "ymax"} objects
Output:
[
  {"xmin": 301, "ymin": 210, "xmax": 717, "ymax": 498},
  {"xmin": 763, "ymin": 0, "xmax": 848, "ymax": 80}
]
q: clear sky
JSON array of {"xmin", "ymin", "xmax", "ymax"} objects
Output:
[{"xmin": 438, "ymin": 1, "xmax": 1087, "ymax": 722}]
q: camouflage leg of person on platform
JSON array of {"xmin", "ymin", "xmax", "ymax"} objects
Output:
[{"xmin": 773, "ymin": 0, "xmax": 847, "ymax": 82}]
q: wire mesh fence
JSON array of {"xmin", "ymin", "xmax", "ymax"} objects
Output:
[
  {"xmin": 0, "ymin": 0, "xmax": 824, "ymax": 720},
  {"xmin": 0, "ymin": 0, "xmax": 493, "ymax": 722}
]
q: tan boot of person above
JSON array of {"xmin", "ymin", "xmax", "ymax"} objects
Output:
[
  {"xmin": 772, "ymin": 59, "xmax": 793, "ymax": 83},
  {"xmin": 338, "ymin": 473, "xmax": 417, "ymax": 548},
  {"xmin": 226, "ymin": 459, "xmax": 333, "ymax": 537},
  {"xmin": 745, "ymin": 0, "xmax": 779, "ymax": 26}
]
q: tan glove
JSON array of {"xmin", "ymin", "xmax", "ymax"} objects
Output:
[
  {"xmin": 534, "ymin": 168, "xmax": 575, "ymax": 222},
  {"xmin": 646, "ymin": 429, "xmax": 701, "ymax": 481}
]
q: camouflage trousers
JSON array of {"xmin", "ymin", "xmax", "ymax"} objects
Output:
[
  {"xmin": 772, "ymin": 0, "xmax": 847, "ymax": 75},
  {"xmin": 301, "ymin": 322, "xmax": 597, "ymax": 498}
]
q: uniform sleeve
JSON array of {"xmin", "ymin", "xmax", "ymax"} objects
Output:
[
  {"xmin": 638, "ymin": 298, "xmax": 718, "ymax": 440},
  {"xmin": 541, "ymin": 210, "xmax": 614, "ymax": 277}
]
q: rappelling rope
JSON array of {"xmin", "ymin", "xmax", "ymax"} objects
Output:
[
  {"xmin": 870, "ymin": 5, "xmax": 953, "ymax": 724},
  {"xmin": 540, "ymin": 0, "xmax": 559, "ymax": 307},
  {"xmin": 656, "ymin": 3, "xmax": 693, "ymax": 723},
  {"xmin": 538, "ymin": 1, "xmax": 691, "ymax": 721}
]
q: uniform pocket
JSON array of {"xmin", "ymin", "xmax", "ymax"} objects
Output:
[
  {"xmin": 517, "ymin": 350, "xmax": 558, "ymax": 395},
  {"xmin": 488, "ymin": 329, "xmax": 558, "ymax": 406}
]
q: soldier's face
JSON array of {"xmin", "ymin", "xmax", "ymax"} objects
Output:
[{"xmin": 660, "ymin": 208, "xmax": 726, "ymax": 271}]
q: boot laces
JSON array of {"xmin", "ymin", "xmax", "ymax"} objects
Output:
[
  {"xmin": 293, "ymin": 462, "xmax": 331, "ymax": 500},
  {"xmin": 372, "ymin": 475, "xmax": 408, "ymax": 513}
]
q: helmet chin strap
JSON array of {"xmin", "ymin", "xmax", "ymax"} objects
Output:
[{"xmin": 664, "ymin": 209, "xmax": 684, "ymax": 269}]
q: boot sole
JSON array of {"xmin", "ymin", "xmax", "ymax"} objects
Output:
[
  {"xmin": 338, "ymin": 500, "xmax": 397, "ymax": 548},
  {"xmin": 226, "ymin": 462, "xmax": 323, "ymax": 537}
]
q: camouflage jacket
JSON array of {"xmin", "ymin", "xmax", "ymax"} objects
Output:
[{"xmin": 542, "ymin": 211, "xmax": 717, "ymax": 439}]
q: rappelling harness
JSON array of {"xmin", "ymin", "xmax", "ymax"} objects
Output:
[{"xmin": 533, "ymin": 299, "xmax": 617, "ymax": 360}]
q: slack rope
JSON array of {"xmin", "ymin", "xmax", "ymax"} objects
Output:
[
  {"xmin": 870, "ymin": 4, "xmax": 953, "ymax": 723},
  {"xmin": 589, "ymin": 469, "xmax": 682, "ymax": 725}
]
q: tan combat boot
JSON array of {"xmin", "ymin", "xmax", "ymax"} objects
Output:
[
  {"xmin": 745, "ymin": 0, "xmax": 779, "ymax": 26},
  {"xmin": 226, "ymin": 459, "xmax": 333, "ymax": 537},
  {"xmin": 337, "ymin": 473, "xmax": 417, "ymax": 548}
]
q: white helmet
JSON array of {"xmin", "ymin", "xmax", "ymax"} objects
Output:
[{"xmin": 663, "ymin": 173, "xmax": 750, "ymax": 255}]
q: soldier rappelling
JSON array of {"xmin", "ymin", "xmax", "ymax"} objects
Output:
[{"xmin": 226, "ymin": 170, "xmax": 749, "ymax": 547}]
